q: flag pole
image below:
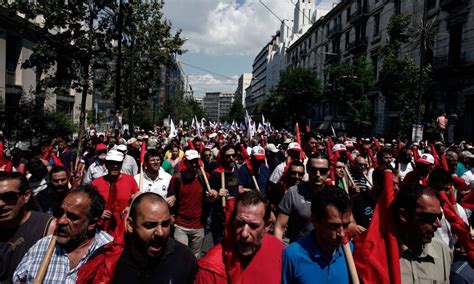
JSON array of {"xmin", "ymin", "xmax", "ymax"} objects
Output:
[
  {"xmin": 221, "ymin": 171, "xmax": 226, "ymax": 207},
  {"xmin": 34, "ymin": 235, "xmax": 57, "ymax": 284},
  {"xmin": 343, "ymin": 243, "xmax": 360, "ymax": 284}
]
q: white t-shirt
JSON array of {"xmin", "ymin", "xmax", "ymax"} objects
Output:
[
  {"xmin": 134, "ymin": 168, "xmax": 172, "ymax": 198},
  {"xmin": 461, "ymin": 169, "xmax": 474, "ymax": 186}
]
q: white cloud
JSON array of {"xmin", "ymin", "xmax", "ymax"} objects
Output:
[
  {"xmin": 163, "ymin": 0, "xmax": 292, "ymax": 56},
  {"xmin": 187, "ymin": 73, "xmax": 239, "ymax": 98}
]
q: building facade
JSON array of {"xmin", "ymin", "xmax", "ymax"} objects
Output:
[
  {"xmin": 203, "ymin": 92, "xmax": 234, "ymax": 121},
  {"xmin": 234, "ymin": 73, "xmax": 252, "ymax": 108},
  {"xmin": 285, "ymin": 0, "xmax": 473, "ymax": 139}
]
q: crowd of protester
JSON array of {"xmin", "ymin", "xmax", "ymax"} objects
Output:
[{"xmin": 1, "ymin": 125, "xmax": 474, "ymax": 283}]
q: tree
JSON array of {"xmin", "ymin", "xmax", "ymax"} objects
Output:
[
  {"xmin": 379, "ymin": 15, "xmax": 431, "ymax": 138},
  {"xmin": 5, "ymin": 1, "xmax": 115, "ymax": 142},
  {"xmin": 328, "ymin": 57, "xmax": 374, "ymax": 134},
  {"xmin": 223, "ymin": 98, "xmax": 245, "ymax": 122},
  {"xmin": 267, "ymin": 67, "xmax": 322, "ymax": 128}
]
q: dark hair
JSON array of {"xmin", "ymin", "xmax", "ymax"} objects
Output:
[
  {"xmin": 145, "ymin": 148, "xmax": 163, "ymax": 163},
  {"xmin": 311, "ymin": 186, "xmax": 351, "ymax": 220},
  {"xmin": 233, "ymin": 190, "xmax": 271, "ymax": 223},
  {"xmin": 0, "ymin": 172, "xmax": 29, "ymax": 193},
  {"xmin": 376, "ymin": 148, "xmax": 393, "ymax": 162},
  {"xmin": 428, "ymin": 168, "xmax": 453, "ymax": 190},
  {"xmin": 306, "ymin": 152, "xmax": 329, "ymax": 168},
  {"xmin": 26, "ymin": 158, "xmax": 48, "ymax": 180},
  {"xmin": 129, "ymin": 192, "xmax": 169, "ymax": 221},
  {"xmin": 392, "ymin": 184, "xmax": 438, "ymax": 215},
  {"xmin": 69, "ymin": 185, "xmax": 105, "ymax": 221},
  {"xmin": 49, "ymin": 165, "xmax": 68, "ymax": 180},
  {"xmin": 289, "ymin": 160, "xmax": 305, "ymax": 168},
  {"xmin": 220, "ymin": 145, "xmax": 235, "ymax": 156}
]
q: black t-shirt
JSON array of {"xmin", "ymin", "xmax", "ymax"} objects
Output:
[
  {"xmin": 209, "ymin": 168, "xmax": 239, "ymax": 197},
  {"xmin": 350, "ymin": 191, "xmax": 376, "ymax": 229},
  {"xmin": 35, "ymin": 187, "xmax": 67, "ymax": 217},
  {"xmin": 111, "ymin": 238, "xmax": 197, "ymax": 284}
]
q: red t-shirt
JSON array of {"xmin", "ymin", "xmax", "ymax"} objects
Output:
[
  {"xmin": 91, "ymin": 174, "xmax": 139, "ymax": 213},
  {"xmin": 169, "ymin": 173, "xmax": 207, "ymax": 229}
]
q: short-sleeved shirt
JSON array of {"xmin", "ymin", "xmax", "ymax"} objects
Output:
[
  {"xmin": 350, "ymin": 191, "xmax": 376, "ymax": 229},
  {"xmin": 209, "ymin": 168, "xmax": 239, "ymax": 197},
  {"xmin": 91, "ymin": 174, "xmax": 139, "ymax": 213},
  {"xmin": 278, "ymin": 182, "xmax": 314, "ymax": 242},
  {"xmin": 83, "ymin": 160, "xmax": 107, "ymax": 184},
  {"xmin": 238, "ymin": 163, "xmax": 270, "ymax": 194},
  {"xmin": 282, "ymin": 232, "xmax": 351, "ymax": 284},
  {"xmin": 399, "ymin": 238, "xmax": 452, "ymax": 284},
  {"xmin": 134, "ymin": 168, "xmax": 172, "ymax": 197}
]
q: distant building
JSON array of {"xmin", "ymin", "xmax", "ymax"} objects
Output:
[
  {"xmin": 234, "ymin": 73, "xmax": 252, "ymax": 108},
  {"xmin": 246, "ymin": 0, "xmax": 328, "ymax": 113},
  {"xmin": 203, "ymin": 92, "xmax": 234, "ymax": 121}
]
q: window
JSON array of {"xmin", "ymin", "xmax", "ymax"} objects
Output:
[
  {"xmin": 347, "ymin": 7, "xmax": 351, "ymax": 22},
  {"xmin": 371, "ymin": 55, "xmax": 378, "ymax": 80},
  {"xmin": 426, "ymin": 0, "xmax": 436, "ymax": 11},
  {"xmin": 308, "ymin": 36, "xmax": 312, "ymax": 49},
  {"xmin": 345, "ymin": 31, "xmax": 350, "ymax": 49},
  {"xmin": 373, "ymin": 14, "xmax": 380, "ymax": 37}
]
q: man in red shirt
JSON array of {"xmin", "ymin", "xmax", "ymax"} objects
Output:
[
  {"xmin": 91, "ymin": 149, "xmax": 139, "ymax": 233},
  {"xmin": 167, "ymin": 150, "xmax": 217, "ymax": 258},
  {"xmin": 195, "ymin": 191, "xmax": 284, "ymax": 284}
]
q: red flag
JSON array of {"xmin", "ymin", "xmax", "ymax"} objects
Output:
[
  {"xmin": 366, "ymin": 147, "xmax": 378, "ymax": 169},
  {"xmin": 139, "ymin": 141, "xmax": 147, "ymax": 165},
  {"xmin": 430, "ymin": 144, "xmax": 440, "ymax": 167},
  {"xmin": 325, "ymin": 140, "xmax": 336, "ymax": 182},
  {"xmin": 51, "ymin": 153, "xmax": 64, "ymax": 167},
  {"xmin": 412, "ymin": 145, "xmax": 420, "ymax": 161},
  {"xmin": 295, "ymin": 123, "xmax": 305, "ymax": 161},
  {"xmin": 187, "ymin": 139, "xmax": 195, "ymax": 150},
  {"xmin": 440, "ymin": 152, "xmax": 449, "ymax": 171},
  {"xmin": 42, "ymin": 145, "xmax": 54, "ymax": 161},
  {"xmin": 353, "ymin": 170, "xmax": 401, "ymax": 284},
  {"xmin": 373, "ymin": 138, "xmax": 382, "ymax": 152},
  {"xmin": 439, "ymin": 190, "xmax": 474, "ymax": 263}
]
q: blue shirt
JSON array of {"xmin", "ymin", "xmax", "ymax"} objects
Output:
[
  {"xmin": 282, "ymin": 232, "xmax": 352, "ymax": 284},
  {"xmin": 238, "ymin": 162, "xmax": 270, "ymax": 194}
]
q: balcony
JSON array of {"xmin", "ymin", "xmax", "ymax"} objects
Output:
[
  {"xmin": 441, "ymin": 0, "xmax": 469, "ymax": 10},
  {"xmin": 328, "ymin": 24, "xmax": 342, "ymax": 38},
  {"xmin": 432, "ymin": 52, "xmax": 466, "ymax": 70},
  {"xmin": 325, "ymin": 53, "xmax": 341, "ymax": 65},
  {"xmin": 347, "ymin": 37, "xmax": 368, "ymax": 53},
  {"xmin": 349, "ymin": 7, "xmax": 369, "ymax": 23}
]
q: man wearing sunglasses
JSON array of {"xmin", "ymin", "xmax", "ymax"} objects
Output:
[
  {"xmin": 0, "ymin": 172, "xmax": 55, "ymax": 283},
  {"xmin": 274, "ymin": 153, "xmax": 330, "ymax": 242},
  {"xmin": 394, "ymin": 183, "xmax": 452, "ymax": 283}
]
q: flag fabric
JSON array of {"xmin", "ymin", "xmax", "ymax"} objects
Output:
[
  {"xmin": 240, "ymin": 144, "xmax": 254, "ymax": 176},
  {"xmin": 353, "ymin": 170, "xmax": 401, "ymax": 284},
  {"xmin": 139, "ymin": 140, "xmax": 147, "ymax": 166},
  {"xmin": 295, "ymin": 123, "xmax": 305, "ymax": 160},
  {"xmin": 168, "ymin": 119, "xmax": 177, "ymax": 139}
]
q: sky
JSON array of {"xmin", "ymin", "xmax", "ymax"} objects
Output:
[{"xmin": 162, "ymin": 0, "xmax": 334, "ymax": 98}]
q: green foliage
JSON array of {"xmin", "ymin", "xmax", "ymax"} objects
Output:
[
  {"xmin": 328, "ymin": 57, "xmax": 374, "ymax": 134},
  {"xmin": 379, "ymin": 15, "xmax": 431, "ymax": 138},
  {"xmin": 263, "ymin": 67, "xmax": 321, "ymax": 128},
  {"xmin": 222, "ymin": 98, "xmax": 245, "ymax": 122}
]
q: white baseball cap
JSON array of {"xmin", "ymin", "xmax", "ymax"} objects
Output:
[
  {"xmin": 417, "ymin": 153, "xmax": 434, "ymax": 165},
  {"xmin": 185, "ymin": 150, "xmax": 200, "ymax": 161},
  {"xmin": 105, "ymin": 150, "xmax": 124, "ymax": 162},
  {"xmin": 288, "ymin": 142, "xmax": 301, "ymax": 151},
  {"xmin": 116, "ymin": 144, "xmax": 127, "ymax": 152},
  {"xmin": 251, "ymin": 146, "xmax": 266, "ymax": 160},
  {"xmin": 332, "ymin": 144, "xmax": 347, "ymax": 153},
  {"xmin": 265, "ymin": 143, "xmax": 279, "ymax": 153}
]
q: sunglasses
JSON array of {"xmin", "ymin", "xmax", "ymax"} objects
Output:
[
  {"xmin": 0, "ymin": 191, "xmax": 21, "ymax": 205},
  {"xmin": 307, "ymin": 167, "xmax": 330, "ymax": 175},
  {"xmin": 224, "ymin": 154, "xmax": 236, "ymax": 158},
  {"xmin": 289, "ymin": 171, "xmax": 305, "ymax": 177},
  {"xmin": 415, "ymin": 212, "xmax": 443, "ymax": 224}
]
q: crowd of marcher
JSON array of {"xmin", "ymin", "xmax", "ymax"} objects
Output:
[{"xmin": 1, "ymin": 125, "xmax": 474, "ymax": 284}]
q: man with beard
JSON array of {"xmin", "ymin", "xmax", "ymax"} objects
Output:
[
  {"xmin": 282, "ymin": 186, "xmax": 352, "ymax": 283},
  {"xmin": 195, "ymin": 191, "xmax": 284, "ymax": 283},
  {"xmin": 83, "ymin": 143, "xmax": 108, "ymax": 184},
  {"xmin": 394, "ymin": 147, "xmax": 415, "ymax": 182},
  {"xmin": 208, "ymin": 145, "xmax": 238, "ymax": 244},
  {"xmin": 36, "ymin": 166, "xmax": 70, "ymax": 216},
  {"xmin": 92, "ymin": 150, "xmax": 139, "ymax": 233},
  {"xmin": 394, "ymin": 184, "xmax": 452, "ymax": 283},
  {"xmin": 274, "ymin": 153, "xmax": 330, "ymax": 242},
  {"xmin": 0, "ymin": 172, "xmax": 55, "ymax": 283},
  {"xmin": 13, "ymin": 185, "xmax": 112, "ymax": 283},
  {"xmin": 107, "ymin": 193, "xmax": 197, "ymax": 283}
]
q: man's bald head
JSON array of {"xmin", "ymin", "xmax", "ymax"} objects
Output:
[{"xmin": 129, "ymin": 192, "xmax": 169, "ymax": 221}]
